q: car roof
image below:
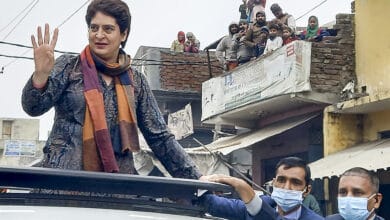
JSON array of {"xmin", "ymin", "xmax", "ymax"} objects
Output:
[
  {"xmin": 0, "ymin": 166, "xmax": 233, "ymax": 219},
  {"xmin": 0, "ymin": 205, "xmax": 209, "ymax": 220}
]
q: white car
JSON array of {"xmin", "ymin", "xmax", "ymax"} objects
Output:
[{"xmin": 0, "ymin": 167, "xmax": 232, "ymax": 220}]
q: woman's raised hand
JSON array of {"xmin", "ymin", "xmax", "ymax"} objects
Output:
[{"xmin": 31, "ymin": 23, "xmax": 59, "ymax": 86}]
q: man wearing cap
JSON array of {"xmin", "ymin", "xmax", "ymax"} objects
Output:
[
  {"xmin": 244, "ymin": 11, "xmax": 267, "ymax": 57},
  {"xmin": 270, "ymin": 3, "xmax": 296, "ymax": 32},
  {"xmin": 326, "ymin": 167, "xmax": 384, "ymax": 220}
]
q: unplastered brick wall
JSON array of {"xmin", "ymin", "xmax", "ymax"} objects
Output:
[
  {"xmin": 160, "ymin": 51, "xmax": 223, "ymax": 92},
  {"xmin": 310, "ymin": 14, "xmax": 355, "ymax": 93}
]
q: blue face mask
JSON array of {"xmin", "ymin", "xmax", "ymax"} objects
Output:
[
  {"xmin": 338, "ymin": 195, "xmax": 375, "ymax": 220},
  {"xmin": 271, "ymin": 186, "xmax": 304, "ymax": 212}
]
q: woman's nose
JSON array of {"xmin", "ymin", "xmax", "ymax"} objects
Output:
[{"xmin": 95, "ymin": 29, "xmax": 105, "ymax": 38}]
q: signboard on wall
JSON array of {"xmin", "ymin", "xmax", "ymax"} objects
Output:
[
  {"xmin": 3, "ymin": 140, "xmax": 36, "ymax": 157},
  {"xmin": 201, "ymin": 41, "xmax": 312, "ymax": 121}
]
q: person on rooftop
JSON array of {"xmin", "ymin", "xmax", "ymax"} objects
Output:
[
  {"xmin": 216, "ymin": 22, "xmax": 240, "ymax": 71},
  {"xmin": 263, "ymin": 23, "xmax": 283, "ymax": 55},
  {"xmin": 184, "ymin": 32, "xmax": 200, "ymax": 53},
  {"xmin": 170, "ymin": 31, "xmax": 186, "ymax": 52},
  {"xmin": 270, "ymin": 3, "xmax": 296, "ymax": 33},
  {"xmin": 232, "ymin": 19, "xmax": 254, "ymax": 65},
  {"xmin": 300, "ymin": 16, "xmax": 330, "ymax": 42},
  {"xmin": 247, "ymin": 0, "xmax": 266, "ymax": 26},
  {"xmin": 282, "ymin": 25, "xmax": 297, "ymax": 46},
  {"xmin": 244, "ymin": 11, "xmax": 267, "ymax": 57}
]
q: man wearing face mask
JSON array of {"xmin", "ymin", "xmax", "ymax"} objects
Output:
[
  {"xmin": 326, "ymin": 167, "xmax": 384, "ymax": 220},
  {"xmin": 200, "ymin": 157, "xmax": 323, "ymax": 220}
]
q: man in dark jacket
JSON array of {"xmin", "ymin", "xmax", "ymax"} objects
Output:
[
  {"xmin": 244, "ymin": 11, "xmax": 267, "ymax": 57},
  {"xmin": 200, "ymin": 157, "xmax": 324, "ymax": 220},
  {"xmin": 325, "ymin": 167, "xmax": 384, "ymax": 220}
]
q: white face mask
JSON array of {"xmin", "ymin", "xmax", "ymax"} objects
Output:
[
  {"xmin": 338, "ymin": 194, "xmax": 376, "ymax": 220},
  {"xmin": 271, "ymin": 186, "xmax": 305, "ymax": 212}
]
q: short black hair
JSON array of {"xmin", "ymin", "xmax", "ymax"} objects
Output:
[
  {"xmin": 275, "ymin": 157, "xmax": 311, "ymax": 186},
  {"xmin": 270, "ymin": 3, "xmax": 282, "ymax": 13},
  {"xmin": 282, "ymin": 26, "xmax": 293, "ymax": 33},
  {"xmin": 341, "ymin": 167, "xmax": 380, "ymax": 193},
  {"xmin": 269, "ymin": 23, "xmax": 280, "ymax": 31},
  {"xmin": 256, "ymin": 11, "xmax": 266, "ymax": 17},
  {"xmin": 85, "ymin": 0, "xmax": 131, "ymax": 48}
]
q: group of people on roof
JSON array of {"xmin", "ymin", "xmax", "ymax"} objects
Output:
[
  {"xmin": 217, "ymin": 1, "xmax": 330, "ymax": 71},
  {"xmin": 170, "ymin": 31, "xmax": 200, "ymax": 53}
]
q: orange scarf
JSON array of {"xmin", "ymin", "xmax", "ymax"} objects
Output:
[{"xmin": 81, "ymin": 46, "xmax": 140, "ymax": 173}]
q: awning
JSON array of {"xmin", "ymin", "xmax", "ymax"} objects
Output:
[
  {"xmin": 186, "ymin": 113, "xmax": 319, "ymax": 155},
  {"xmin": 135, "ymin": 132, "xmax": 230, "ymax": 176},
  {"xmin": 309, "ymin": 139, "xmax": 390, "ymax": 179}
]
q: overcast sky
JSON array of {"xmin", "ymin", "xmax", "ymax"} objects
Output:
[{"xmin": 0, "ymin": 0, "xmax": 352, "ymax": 140}]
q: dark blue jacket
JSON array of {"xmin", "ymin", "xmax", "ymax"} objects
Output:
[
  {"xmin": 325, "ymin": 213, "xmax": 384, "ymax": 220},
  {"xmin": 201, "ymin": 194, "xmax": 324, "ymax": 220}
]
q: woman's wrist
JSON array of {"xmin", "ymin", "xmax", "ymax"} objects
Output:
[{"xmin": 32, "ymin": 71, "xmax": 49, "ymax": 89}]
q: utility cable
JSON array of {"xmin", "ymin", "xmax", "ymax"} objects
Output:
[
  {"xmin": 56, "ymin": 0, "xmax": 91, "ymax": 28},
  {"xmin": 0, "ymin": 40, "xmax": 222, "ymax": 65},
  {"xmin": 0, "ymin": 40, "xmax": 78, "ymax": 55},
  {"xmin": 0, "ymin": 0, "xmax": 37, "ymax": 34},
  {"xmin": 296, "ymin": 0, "xmax": 328, "ymax": 21},
  {"xmin": 2, "ymin": 0, "xmax": 40, "ymax": 41},
  {"xmin": 1, "ymin": 0, "xmax": 90, "ymax": 70},
  {"xmin": 0, "ymin": 52, "xmax": 224, "ymax": 74},
  {"xmin": 0, "ymin": 54, "xmax": 33, "ymax": 60},
  {"xmin": 1, "ymin": 48, "xmax": 31, "ymax": 71}
]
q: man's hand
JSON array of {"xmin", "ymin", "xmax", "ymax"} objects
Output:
[{"xmin": 203, "ymin": 174, "xmax": 256, "ymax": 204}]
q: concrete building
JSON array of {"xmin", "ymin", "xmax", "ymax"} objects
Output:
[
  {"xmin": 309, "ymin": 0, "xmax": 390, "ymax": 217},
  {"xmin": 132, "ymin": 47, "xmax": 231, "ymax": 175},
  {"xmin": 132, "ymin": 47, "xmax": 225, "ymax": 148},
  {"xmin": 188, "ymin": 12, "xmax": 355, "ymax": 181},
  {"xmin": 0, "ymin": 118, "xmax": 45, "ymax": 167}
]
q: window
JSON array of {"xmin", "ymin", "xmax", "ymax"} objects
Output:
[{"xmin": 2, "ymin": 120, "xmax": 12, "ymax": 139}]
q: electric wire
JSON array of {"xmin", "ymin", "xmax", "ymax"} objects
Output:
[
  {"xmin": 0, "ymin": 40, "xmax": 222, "ymax": 68},
  {"xmin": 0, "ymin": 40, "xmax": 79, "ymax": 55},
  {"xmin": 0, "ymin": 0, "xmax": 37, "ymax": 34},
  {"xmin": 0, "ymin": 51, "xmax": 223, "ymax": 69},
  {"xmin": 296, "ymin": 0, "xmax": 328, "ymax": 21},
  {"xmin": 56, "ymin": 0, "xmax": 91, "ymax": 28},
  {"xmin": 0, "ymin": 54, "xmax": 33, "ymax": 60},
  {"xmin": 1, "ymin": 0, "xmax": 90, "ymax": 70},
  {"xmin": 2, "ymin": 0, "xmax": 40, "ymax": 41},
  {"xmin": 1, "ymin": 48, "xmax": 31, "ymax": 69}
]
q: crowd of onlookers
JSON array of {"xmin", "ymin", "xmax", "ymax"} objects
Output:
[
  {"xmin": 170, "ymin": 0, "xmax": 331, "ymax": 71},
  {"xmin": 216, "ymin": 0, "xmax": 330, "ymax": 71}
]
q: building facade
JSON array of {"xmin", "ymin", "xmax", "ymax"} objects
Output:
[
  {"xmin": 132, "ymin": 47, "xmax": 225, "ymax": 148},
  {"xmin": 0, "ymin": 118, "xmax": 45, "ymax": 167},
  {"xmin": 310, "ymin": 0, "xmax": 390, "ymax": 217}
]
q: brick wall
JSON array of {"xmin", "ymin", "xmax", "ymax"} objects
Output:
[
  {"xmin": 310, "ymin": 14, "xmax": 355, "ymax": 93},
  {"xmin": 159, "ymin": 51, "xmax": 223, "ymax": 92}
]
